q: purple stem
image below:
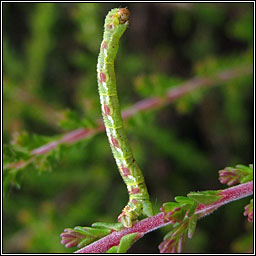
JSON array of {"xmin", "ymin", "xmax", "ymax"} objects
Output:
[
  {"xmin": 75, "ymin": 181, "xmax": 253, "ymax": 253},
  {"xmin": 6, "ymin": 65, "xmax": 252, "ymax": 170}
]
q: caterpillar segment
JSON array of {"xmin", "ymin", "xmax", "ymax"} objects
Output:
[{"xmin": 97, "ymin": 8, "xmax": 153, "ymax": 227}]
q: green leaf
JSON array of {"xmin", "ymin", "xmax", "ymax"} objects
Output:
[
  {"xmin": 106, "ymin": 246, "xmax": 118, "ymax": 253},
  {"xmin": 187, "ymin": 214, "xmax": 197, "ymax": 239},
  {"xmin": 92, "ymin": 222, "xmax": 123, "ymax": 231},
  {"xmin": 117, "ymin": 233, "xmax": 141, "ymax": 253},
  {"xmin": 77, "ymin": 237, "xmax": 95, "ymax": 248},
  {"xmin": 161, "ymin": 202, "xmax": 188, "ymax": 223},
  {"xmin": 162, "ymin": 223, "xmax": 179, "ymax": 240},
  {"xmin": 187, "ymin": 201, "xmax": 198, "ymax": 217},
  {"xmin": 236, "ymin": 165, "xmax": 253, "ymax": 183},
  {"xmin": 171, "ymin": 221, "xmax": 188, "ymax": 238},
  {"xmin": 187, "ymin": 190, "xmax": 222, "ymax": 205},
  {"xmin": 240, "ymin": 175, "xmax": 253, "ymax": 183},
  {"xmin": 161, "ymin": 202, "xmax": 180, "ymax": 213},
  {"xmin": 175, "ymin": 196, "xmax": 195, "ymax": 205},
  {"xmin": 74, "ymin": 226, "xmax": 110, "ymax": 237},
  {"xmin": 161, "ymin": 197, "xmax": 199, "ymax": 223}
]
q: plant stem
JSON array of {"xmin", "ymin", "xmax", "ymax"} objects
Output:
[
  {"xmin": 6, "ymin": 65, "xmax": 252, "ymax": 170},
  {"xmin": 75, "ymin": 181, "xmax": 253, "ymax": 253}
]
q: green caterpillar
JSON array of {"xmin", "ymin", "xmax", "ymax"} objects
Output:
[{"xmin": 97, "ymin": 8, "xmax": 153, "ymax": 228}]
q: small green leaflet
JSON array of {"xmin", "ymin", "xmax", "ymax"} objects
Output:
[
  {"xmin": 106, "ymin": 233, "xmax": 142, "ymax": 253},
  {"xmin": 187, "ymin": 190, "xmax": 222, "ymax": 205},
  {"xmin": 159, "ymin": 197, "xmax": 199, "ymax": 253},
  {"xmin": 74, "ymin": 226, "xmax": 110, "ymax": 237},
  {"xmin": 91, "ymin": 222, "xmax": 123, "ymax": 231},
  {"xmin": 174, "ymin": 196, "xmax": 195, "ymax": 205},
  {"xmin": 60, "ymin": 224, "xmax": 112, "ymax": 248},
  {"xmin": 219, "ymin": 164, "xmax": 253, "ymax": 186},
  {"xmin": 187, "ymin": 214, "xmax": 197, "ymax": 239},
  {"xmin": 235, "ymin": 164, "xmax": 253, "ymax": 183}
]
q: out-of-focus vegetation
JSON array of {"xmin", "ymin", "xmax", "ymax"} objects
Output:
[{"xmin": 3, "ymin": 3, "xmax": 253, "ymax": 253}]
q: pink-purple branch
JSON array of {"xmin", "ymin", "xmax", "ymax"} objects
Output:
[
  {"xmin": 6, "ymin": 65, "xmax": 252, "ymax": 170},
  {"xmin": 75, "ymin": 181, "xmax": 253, "ymax": 253}
]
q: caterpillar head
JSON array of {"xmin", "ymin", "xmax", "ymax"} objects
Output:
[
  {"xmin": 106, "ymin": 8, "xmax": 130, "ymax": 28},
  {"xmin": 118, "ymin": 8, "xmax": 130, "ymax": 25}
]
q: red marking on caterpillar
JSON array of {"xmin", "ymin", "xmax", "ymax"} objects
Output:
[
  {"xmin": 126, "ymin": 205, "xmax": 131, "ymax": 211},
  {"xmin": 99, "ymin": 72, "xmax": 106, "ymax": 83},
  {"xmin": 110, "ymin": 134, "xmax": 120, "ymax": 148},
  {"xmin": 130, "ymin": 187, "xmax": 140, "ymax": 194},
  {"xmin": 121, "ymin": 165, "xmax": 130, "ymax": 176},
  {"xmin": 107, "ymin": 24, "xmax": 113, "ymax": 29},
  {"xmin": 131, "ymin": 199, "xmax": 138, "ymax": 205},
  {"xmin": 103, "ymin": 104, "xmax": 111, "ymax": 116},
  {"xmin": 101, "ymin": 41, "xmax": 107, "ymax": 50}
]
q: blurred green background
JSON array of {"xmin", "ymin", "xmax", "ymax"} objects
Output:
[{"xmin": 3, "ymin": 2, "xmax": 253, "ymax": 253}]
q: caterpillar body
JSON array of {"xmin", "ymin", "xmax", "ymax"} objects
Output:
[{"xmin": 97, "ymin": 8, "xmax": 153, "ymax": 228}]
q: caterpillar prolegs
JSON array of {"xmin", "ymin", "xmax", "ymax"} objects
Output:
[{"xmin": 97, "ymin": 8, "xmax": 153, "ymax": 227}]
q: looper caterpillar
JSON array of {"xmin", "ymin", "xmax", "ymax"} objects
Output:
[{"xmin": 97, "ymin": 8, "xmax": 153, "ymax": 227}]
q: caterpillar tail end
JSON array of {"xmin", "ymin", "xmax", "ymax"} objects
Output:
[{"xmin": 118, "ymin": 199, "xmax": 153, "ymax": 228}]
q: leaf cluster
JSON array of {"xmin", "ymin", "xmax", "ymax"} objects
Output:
[
  {"xmin": 60, "ymin": 222, "xmax": 122, "ymax": 248},
  {"xmin": 219, "ymin": 164, "xmax": 253, "ymax": 186},
  {"xmin": 158, "ymin": 190, "xmax": 223, "ymax": 253}
]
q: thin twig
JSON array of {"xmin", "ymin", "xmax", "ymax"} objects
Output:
[
  {"xmin": 5, "ymin": 65, "xmax": 252, "ymax": 170},
  {"xmin": 74, "ymin": 181, "xmax": 253, "ymax": 253}
]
